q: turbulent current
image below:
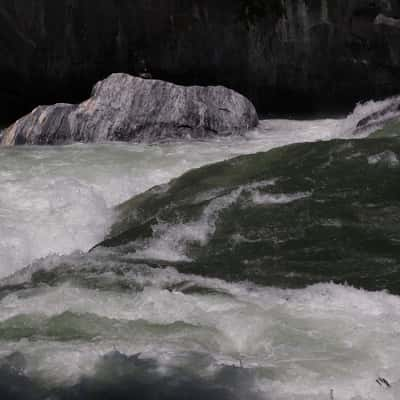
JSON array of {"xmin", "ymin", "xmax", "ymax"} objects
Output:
[{"xmin": 1, "ymin": 97, "xmax": 400, "ymax": 399}]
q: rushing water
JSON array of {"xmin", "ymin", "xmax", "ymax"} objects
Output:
[
  {"xmin": 0, "ymin": 118, "xmax": 348, "ymax": 278},
  {"xmin": 1, "ymin": 97, "xmax": 400, "ymax": 399}
]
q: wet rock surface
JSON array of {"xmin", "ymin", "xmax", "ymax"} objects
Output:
[{"xmin": 1, "ymin": 73, "xmax": 258, "ymax": 145}]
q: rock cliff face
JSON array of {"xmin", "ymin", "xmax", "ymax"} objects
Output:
[
  {"xmin": 1, "ymin": 73, "xmax": 258, "ymax": 145},
  {"xmin": 1, "ymin": 0, "xmax": 400, "ymax": 120}
]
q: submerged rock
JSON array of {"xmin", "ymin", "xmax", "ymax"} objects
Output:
[{"xmin": 1, "ymin": 73, "xmax": 258, "ymax": 145}]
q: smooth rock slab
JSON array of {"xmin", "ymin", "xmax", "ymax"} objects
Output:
[{"xmin": 1, "ymin": 73, "xmax": 258, "ymax": 145}]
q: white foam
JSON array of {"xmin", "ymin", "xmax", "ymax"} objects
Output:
[
  {"xmin": 340, "ymin": 96, "xmax": 400, "ymax": 138},
  {"xmin": 252, "ymin": 191, "xmax": 311, "ymax": 205},
  {"xmin": 134, "ymin": 188, "xmax": 243, "ymax": 261},
  {"xmin": 1, "ymin": 267, "xmax": 400, "ymax": 399},
  {"xmin": 368, "ymin": 151, "xmax": 400, "ymax": 167},
  {"xmin": 133, "ymin": 180, "xmax": 280, "ymax": 261},
  {"xmin": 0, "ymin": 176, "xmax": 112, "ymax": 278}
]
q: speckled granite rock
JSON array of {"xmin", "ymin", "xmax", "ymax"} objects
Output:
[{"xmin": 1, "ymin": 73, "xmax": 258, "ymax": 145}]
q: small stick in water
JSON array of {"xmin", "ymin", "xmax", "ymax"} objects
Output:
[
  {"xmin": 376, "ymin": 377, "xmax": 391, "ymax": 388},
  {"xmin": 330, "ymin": 389, "xmax": 334, "ymax": 400}
]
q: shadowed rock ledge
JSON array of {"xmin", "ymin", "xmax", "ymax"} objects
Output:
[
  {"xmin": 1, "ymin": 0, "xmax": 400, "ymax": 121},
  {"xmin": 1, "ymin": 73, "xmax": 258, "ymax": 145}
]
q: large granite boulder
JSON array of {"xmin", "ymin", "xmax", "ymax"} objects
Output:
[{"xmin": 1, "ymin": 73, "xmax": 258, "ymax": 145}]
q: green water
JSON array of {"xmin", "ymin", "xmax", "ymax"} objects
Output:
[
  {"xmin": 369, "ymin": 119, "xmax": 400, "ymax": 138},
  {"xmin": 96, "ymin": 136, "xmax": 400, "ymax": 293},
  {"xmin": 2, "ymin": 109, "xmax": 400, "ymax": 400}
]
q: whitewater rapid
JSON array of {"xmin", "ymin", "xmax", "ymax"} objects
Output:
[
  {"xmin": 1, "ymin": 261, "xmax": 399, "ymax": 400},
  {"xmin": 0, "ymin": 104, "xmax": 382, "ymax": 279},
  {"xmin": 1, "ymin": 96, "xmax": 400, "ymax": 399}
]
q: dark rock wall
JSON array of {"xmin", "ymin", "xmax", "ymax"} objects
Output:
[{"xmin": 1, "ymin": 0, "xmax": 400, "ymax": 121}]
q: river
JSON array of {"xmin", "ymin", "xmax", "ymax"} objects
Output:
[{"xmin": 0, "ymin": 97, "xmax": 399, "ymax": 399}]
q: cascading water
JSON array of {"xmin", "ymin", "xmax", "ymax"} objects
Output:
[
  {"xmin": 0, "ymin": 118, "xmax": 345, "ymax": 278},
  {"xmin": 1, "ymin": 97, "xmax": 400, "ymax": 399}
]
